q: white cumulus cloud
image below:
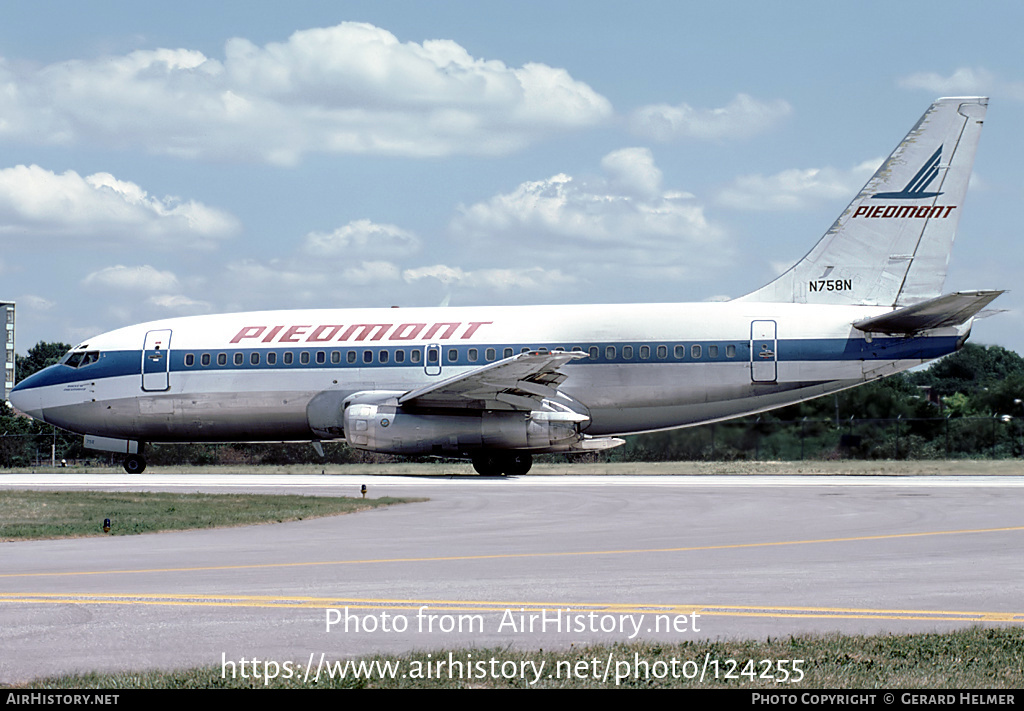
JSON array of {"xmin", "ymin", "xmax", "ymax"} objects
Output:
[
  {"xmin": 451, "ymin": 147, "xmax": 719, "ymax": 250},
  {"xmin": 0, "ymin": 23, "xmax": 613, "ymax": 163},
  {"xmin": 898, "ymin": 67, "xmax": 991, "ymax": 94},
  {"xmin": 403, "ymin": 265, "xmax": 575, "ymax": 292},
  {"xmin": 303, "ymin": 219, "xmax": 420, "ymax": 257},
  {"xmin": 145, "ymin": 294, "xmax": 211, "ymax": 314},
  {"xmin": 716, "ymin": 159, "xmax": 881, "ymax": 211},
  {"xmin": 600, "ymin": 147, "xmax": 663, "ymax": 198},
  {"xmin": 0, "ymin": 165, "xmax": 239, "ymax": 248},
  {"xmin": 82, "ymin": 265, "xmax": 181, "ymax": 292},
  {"xmin": 448, "ymin": 147, "xmax": 730, "ymax": 294},
  {"xmin": 340, "ymin": 260, "xmax": 402, "ymax": 285},
  {"xmin": 897, "ymin": 67, "xmax": 1024, "ymax": 102},
  {"xmin": 629, "ymin": 94, "xmax": 792, "ymax": 142}
]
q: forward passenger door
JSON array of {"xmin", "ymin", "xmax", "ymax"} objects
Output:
[{"xmin": 141, "ymin": 329, "xmax": 172, "ymax": 391}]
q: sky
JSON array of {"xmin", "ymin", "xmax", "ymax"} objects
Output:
[{"xmin": 2, "ymin": 1, "xmax": 1022, "ymax": 356}]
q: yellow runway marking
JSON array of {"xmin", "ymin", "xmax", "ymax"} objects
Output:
[
  {"xmin": 1, "ymin": 592, "xmax": 1021, "ymax": 623},
  {"xmin": 3, "ymin": 523, "xmax": 1023, "ymax": 579}
]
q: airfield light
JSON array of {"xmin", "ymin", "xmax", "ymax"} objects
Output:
[
  {"xmin": 361, "ymin": 484, "xmax": 367, "ymax": 499},
  {"xmin": 103, "ymin": 518, "xmax": 111, "ymax": 534}
]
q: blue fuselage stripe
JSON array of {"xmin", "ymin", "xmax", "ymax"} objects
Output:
[{"xmin": 14, "ymin": 336, "xmax": 960, "ymax": 391}]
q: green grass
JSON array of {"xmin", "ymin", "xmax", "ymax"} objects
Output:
[
  {"xmin": 0, "ymin": 490, "xmax": 424, "ymax": 540},
  {"xmin": 16, "ymin": 627, "xmax": 1024, "ymax": 688}
]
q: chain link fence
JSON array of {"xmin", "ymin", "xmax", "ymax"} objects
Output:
[
  {"xmin": 4, "ymin": 416, "xmax": 1024, "ymax": 467},
  {"xmin": 621, "ymin": 415, "xmax": 1024, "ymax": 461}
]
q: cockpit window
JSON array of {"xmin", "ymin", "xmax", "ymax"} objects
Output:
[{"xmin": 61, "ymin": 350, "xmax": 100, "ymax": 368}]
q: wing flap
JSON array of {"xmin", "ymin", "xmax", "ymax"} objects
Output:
[
  {"xmin": 399, "ymin": 351, "xmax": 588, "ymax": 410},
  {"xmin": 853, "ymin": 290, "xmax": 1004, "ymax": 335}
]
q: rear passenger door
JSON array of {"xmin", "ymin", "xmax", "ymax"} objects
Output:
[{"xmin": 750, "ymin": 320, "xmax": 777, "ymax": 383}]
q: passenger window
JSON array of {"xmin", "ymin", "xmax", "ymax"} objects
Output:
[
  {"xmin": 331, "ymin": 351, "xmax": 340, "ymax": 364},
  {"xmin": 640, "ymin": 345, "xmax": 650, "ymax": 360},
  {"xmin": 691, "ymin": 345, "xmax": 701, "ymax": 359},
  {"xmin": 448, "ymin": 348, "xmax": 458, "ymax": 363},
  {"xmin": 395, "ymin": 349, "xmax": 405, "ymax": 363},
  {"xmin": 411, "ymin": 349, "xmax": 422, "ymax": 364},
  {"xmin": 709, "ymin": 345, "xmax": 719, "ymax": 358},
  {"xmin": 589, "ymin": 346, "xmax": 599, "ymax": 360},
  {"xmin": 468, "ymin": 348, "xmax": 478, "ymax": 362},
  {"xmin": 363, "ymin": 350, "xmax": 372, "ymax": 364},
  {"xmin": 347, "ymin": 351, "xmax": 356, "ymax": 364},
  {"xmin": 657, "ymin": 345, "xmax": 667, "ymax": 359},
  {"xmin": 606, "ymin": 346, "xmax": 616, "ymax": 360},
  {"xmin": 622, "ymin": 346, "xmax": 633, "ymax": 359},
  {"xmin": 284, "ymin": 352, "xmax": 293, "ymax": 365},
  {"xmin": 504, "ymin": 348, "xmax": 513, "ymax": 358},
  {"xmin": 379, "ymin": 350, "xmax": 389, "ymax": 364},
  {"xmin": 427, "ymin": 349, "xmax": 438, "ymax": 364},
  {"xmin": 300, "ymin": 351, "xmax": 310, "ymax": 365},
  {"xmin": 486, "ymin": 348, "xmax": 496, "ymax": 361},
  {"xmin": 201, "ymin": 353, "xmax": 211, "ymax": 367},
  {"xmin": 674, "ymin": 345, "xmax": 684, "ymax": 359},
  {"xmin": 218, "ymin": 353, "xmax": 227, "ymax": 366},
  {"xmin": 726, "ymin": 345, "xmax": 736, "ymax": 358},
  {"xmin": 250, "ymin": 352, "xmax": 260, "ymax": 365},
  {"xmin": 316, "ymin": 351, "xmax": 326, "ymax": 364},
  {"xmin": 234, "ymin": 352, "xmax": 243, "ymax": 366},
  {"xmin": 185, "ymin": 353, "xmax": 195, "ymax": 367},
  {"xmin": 267, "ymin": 352, "xmax": 276, "ymax": 365}
]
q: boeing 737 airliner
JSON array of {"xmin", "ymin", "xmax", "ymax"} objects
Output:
[{"xmin": 10, "ymin": 97, "xmax": 1001, "ymax": 475}]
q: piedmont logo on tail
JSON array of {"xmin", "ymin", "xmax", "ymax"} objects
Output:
[
  {"xmin": 871, "ymin": 144, "xmax": 945, "ymax": 199},
  {"xmin": 10, "ymin": 97, "xmax": 1002, "ymax": 475}
]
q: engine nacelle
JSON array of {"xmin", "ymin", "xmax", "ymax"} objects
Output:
[{"xmin": 341, "ymin": 391, "xmax": 587, "ymax": 455}]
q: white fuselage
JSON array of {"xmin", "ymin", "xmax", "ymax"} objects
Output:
[{"xmin": 11, "ymin": 301, "xmax": 964, "ymax": 446}]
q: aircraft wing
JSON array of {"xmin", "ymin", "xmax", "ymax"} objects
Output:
[
  {"xmin": 853, "ymin": 290, "xmax": 1004, "ymax": 335},
  {"xmin": 398, "ymin": 350, "xmax": 589, "ymax": 411}
]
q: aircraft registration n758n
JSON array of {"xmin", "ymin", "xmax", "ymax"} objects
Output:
[{"xmin": 10, "ymin": 97, "xmax": 1001, "ymax": 475}]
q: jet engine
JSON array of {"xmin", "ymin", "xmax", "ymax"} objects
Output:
[{"xmin": 324, "ymin": 390, "xmax": 589, "ymax": 456}]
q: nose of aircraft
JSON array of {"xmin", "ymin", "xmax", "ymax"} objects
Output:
[{"xmin": 9, "ymin": 374, "xmax": 47, "ymax": 422}]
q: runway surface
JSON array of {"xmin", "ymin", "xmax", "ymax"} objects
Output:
[{"xmin": 2, "ymin": 472, "xmax": 1023, "ymax": 684}]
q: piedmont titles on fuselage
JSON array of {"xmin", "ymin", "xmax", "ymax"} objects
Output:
[
  {"xmin": 9, "ymin": 97, "xmax": 1000, "ymax": 476},
  {"xmin": 229, "ymin": 321, "xmax": 493, "ymax": 345}
]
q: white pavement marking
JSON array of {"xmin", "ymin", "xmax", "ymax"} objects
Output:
[{"xmin": 3, "ymin": 473, "xmax": 1024, "ymax": 488}]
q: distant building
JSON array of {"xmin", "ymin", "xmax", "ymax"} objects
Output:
[{"xmin": 1, "ymin": 301, "xmax": 13, "ymax": 402}]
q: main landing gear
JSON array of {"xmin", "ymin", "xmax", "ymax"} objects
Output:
[
  {"xmin": 471, "ymin": 451, "xmax": 532, "ymax": 477},
  {"xmin": 123, "ymin": 453, "xmax": 147, "ymax": 474}
]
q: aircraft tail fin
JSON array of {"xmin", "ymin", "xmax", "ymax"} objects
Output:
[{"xmin": 737, "ymin": 97, "xmax": 987, "ymax": 307}]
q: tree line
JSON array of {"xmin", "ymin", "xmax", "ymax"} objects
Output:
[{"xmin": 4, "ymin": 341, "xmax": 1024, "ymax": 467}]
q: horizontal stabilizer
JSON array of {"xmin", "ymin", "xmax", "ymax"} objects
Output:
[{"xmin": 853, "ymin": 290, "xmax": 1004, "ymax": 335}]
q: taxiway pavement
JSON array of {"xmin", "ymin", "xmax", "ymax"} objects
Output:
[{"xmin": 2, "ymin": 472, "xmax": 1023, "ymax": 684}]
